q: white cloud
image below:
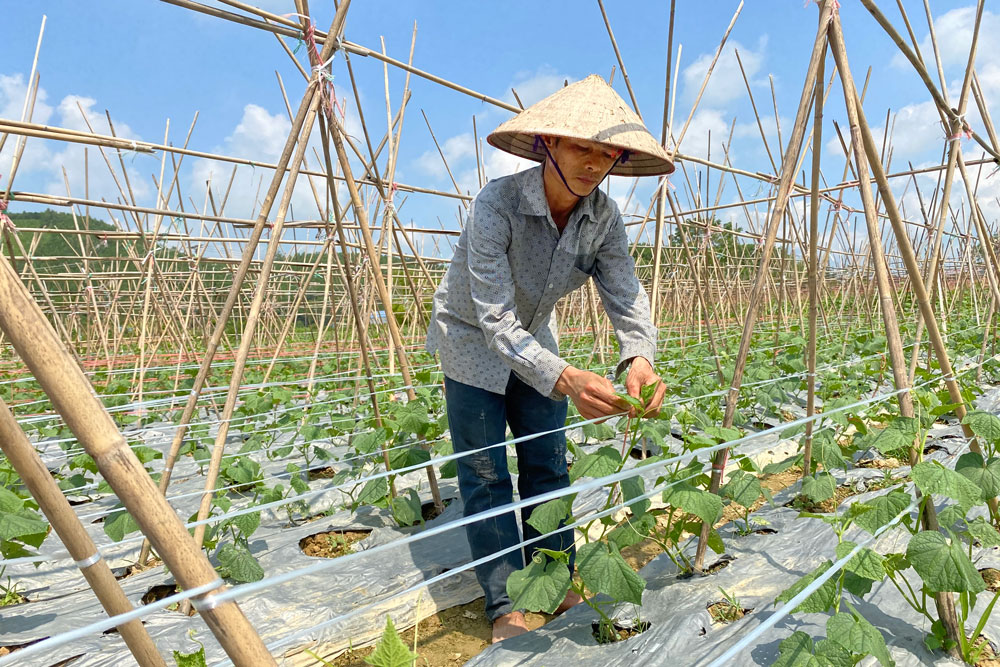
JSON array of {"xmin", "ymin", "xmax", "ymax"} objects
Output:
[
  {"xmin": 671, "ymin": 108, "xmax": 731, "ymax": 160},
  {"xmin": 681, "ymin": 36, "xmax": 768, "ymax": 108},
  {"xmin": 0, "ymin": 72, "xmax": 53, "ymax": 125},
  {"xmin": 891, "ymin": 7, "xmax": 1000, "ymax": 72},
  {"xmin": 505, "ymin": 66, "xmax": 574, "ymax": 108}
]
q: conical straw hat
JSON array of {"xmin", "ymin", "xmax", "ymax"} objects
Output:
[{"xmin": 488, "ymin": 74, "xmax": 674, "ymax": 177}]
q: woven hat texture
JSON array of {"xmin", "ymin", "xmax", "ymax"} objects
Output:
[{"xmin": 488, "ymin": 74, "xmax": 674, "ymax": 176}]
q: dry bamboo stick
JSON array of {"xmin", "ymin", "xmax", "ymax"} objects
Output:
[
  {"xmin": 693, "ymin": 0, "xmax": 834, "ymax": 573},
  {"xmin": 0, "ymin": 248, "xmax": 273, "ymax": 665},
  {"xmin": 828, "ymin": 12, "xmax": 966, "ymax": 652}
]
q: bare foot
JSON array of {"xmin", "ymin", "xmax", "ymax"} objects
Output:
[
  {"xmin": 492, "ymin": 611, "xmax": 529, "ymax": 644},
  {"xmin": 554, "ymin": 590, "xmax": 583, "ymax": 615}
]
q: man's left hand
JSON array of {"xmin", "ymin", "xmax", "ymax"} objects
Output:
[{"xmin": 624, "ymin": 357, "xmax": 666, "ymax": 417}]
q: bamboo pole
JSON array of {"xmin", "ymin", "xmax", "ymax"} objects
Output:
[
  {"xmin": 692, "ymin": 0, "xmax": 834, "ymax": 573},
  {"xmin": 827, "ymin": 12, "xmax": 967, "ymax": 653},
  {"xmin": 0, "ymin": 398, "xmax": 166, "ymax": 666},
  {"xmin": 0, "ymin": 246, "xmax": 273, "ymax": 665},
  {"xmin": 136, "ymin": 5, "xmax": 353, "ymax": 567},
  {"xmin": 802, "ymin": 45, "xmax": 824, "ymax": 481}
]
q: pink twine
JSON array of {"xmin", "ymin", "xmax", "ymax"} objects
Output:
[
  {"xmin": 0, "ymin": 199, "xmax": 12, "ymax": 232},
  {"xmin": 948, "ymin": 116, "xmax": 973, "ymax": 142}
]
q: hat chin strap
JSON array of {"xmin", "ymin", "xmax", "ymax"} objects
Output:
[{"xmin": 534, "ymin": 135, "xmax": 626, "ymax": 199}]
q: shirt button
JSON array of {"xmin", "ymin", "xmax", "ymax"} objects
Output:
[{"xmin": 548, "ymin": 283, "xmax": 553, "ymax": 289}]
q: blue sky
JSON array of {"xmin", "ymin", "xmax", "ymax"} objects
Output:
[{"xmin": 1, "ymin": 1, "xmax": 996, "ymax": 262}]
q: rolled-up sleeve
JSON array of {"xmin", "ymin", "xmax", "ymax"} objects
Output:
[
  {"xmin": 466, "ymin": 200, "xmax": 569, "ymax": 398},
  {"xmin": 593, "ymin": 208, "xmax": 658, "ymax": 378}
]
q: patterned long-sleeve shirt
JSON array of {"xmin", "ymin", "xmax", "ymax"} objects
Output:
[{"xmin": 426, "ymin": 164, "xmax": 657, "ymax": 399}]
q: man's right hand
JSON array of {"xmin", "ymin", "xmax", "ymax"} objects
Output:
[{"xmin": 555, "ymin": 366, "xmax": 627, "ymax": 421}]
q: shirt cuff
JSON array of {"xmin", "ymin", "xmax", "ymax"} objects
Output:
[
  {"xmin": 614, "ymin": 342, "xmax": 657, "ymax": 380},
  {"xmin": 533, "ymin": 350, "xmax": 571, "ymax": 400}
]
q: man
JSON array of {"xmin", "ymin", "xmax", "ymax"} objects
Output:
[{"xmin": 425, "ymin": 74, "xmax": 673, "ymax": 642}]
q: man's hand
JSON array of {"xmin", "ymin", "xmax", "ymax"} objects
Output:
[
  {"xmin": 624, "ymin": 357, "xmax": 666, "ymax": 417},
  {"xmin": 555, "ymin": 366, "xmax": 626, "ymax": 421}
]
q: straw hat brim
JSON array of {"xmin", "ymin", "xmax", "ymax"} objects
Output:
[{"xmin": 487, "ymin": 74, "xmax": 675, "ymax": 177}]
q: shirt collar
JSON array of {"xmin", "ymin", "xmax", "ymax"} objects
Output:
[{"xmin": 516, "ymin": 164, "xmax": 598, "ymax": 222}]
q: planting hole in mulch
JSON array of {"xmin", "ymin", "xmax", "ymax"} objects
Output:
[
  {"xmin": 591, "ymin": 619, "xmax": 651, "ymax": 644},
  {"xmin": 707, "ymin": 599, "xmax": 753, "ymax": 625},
  {"xmin": 307, "ymin": 466, "xmax": 340, "ymax": 481},
  {"xmin": 973, "ymin": 634, "xmax": 999, "ymax": 665},
  {"xmin": 982, "ymin": 568, "xmax": 1000, "ymax": 592},
  {"xmin": 299, "ymin": 530, "xmax": 371, "ymax": 558},
  {"xmin": 114, "ymin": 557, "xmax": 162, "ymax": 580},
  {"xmin": 679, "ymin": 555, "xmax": 735, "ymax": 580},
  {"xmin": 421, "ymin": 497, "xmax": 455, "ymax": 522},
  {"xmin": 856, "ymin": 457, "xmax": 901, "ymax": 469},
  {"xmin": 924, "ymin": 443, "xmax": 949, "ymax": 455},
  {"xmin": 141, "ymin": 583, "xmax": 196, "ymax": 616},
  {"xmin": 785, "ymin": 485, "xmax": 853, "ymax": 513},
  {"xmin": 751, "ymin": 527, "xmax": 777, "ymax": 535}
]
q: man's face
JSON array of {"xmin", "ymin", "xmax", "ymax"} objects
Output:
[{"xmin": 543, "ymin": 136, "xmax": 622, "ymax": 195}]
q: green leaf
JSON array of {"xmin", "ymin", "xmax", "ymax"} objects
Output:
[
  {"xmin": 569, "ymin": 446, "xmax": 620, "ymax": 482},
  {"xmin": 392, "ymin": 401, "xmax": 431, "ymax": 437},
  {"xmin": 217, "ymin": 542, "xmax": 264, "ymax": 583},
  {"xmin": 814, "ymin": 638, "xmax": 854, "ymax": 667},
  {"xmin": 0, "ymin": 507, "xmax": 48, "ymax": 543},
  {"xmin": 907, "ymin": 530, "xmax": 985, "ymax": 593},
  {"xmin": 812, "ymin": 431, "xmax": 847, "ymax": 472},
  {"xmin": 506, "ymin": 555, "xmax": 571, "ymax": 614},
  {"xmin": 0, "ymin": 487, "xmax": 24, "ymax": 513},
  {"xmin": 104, "ymin": 508, "xmax": 140, "ymax": 542},
  {"xmin": 802, "ymin": 472, "xmax": 836, "ymax": 503},
  {"xmin": 868, "ymin": 427, "xmax": 912, "ymax": 455},
  {"xmin": 721, "ymin": 470, "xmax": 762, "ymax": 509},
  {"xmin": 775, "ymin": 561, "xmax": 837, "ymax": 614},
  {"xmin": 576, "ymin": 542, "xmax": 645, "ymax": 605},
  {"xmin": 356, "ymin": 478, "xmax": 389, "ymax": 507},
  {"xmin": 391, "ymin": 489, "xmax": 423, "ymax": 527},
  {"xmin": 763, "ymin": 454, "xmax": 802, "ymax": 475},
  {"xmin": 963, "ymin": 411, "xmax": 1000, "ymax": 443},
  {"xmin": 772, "ymin": 632, "xmax": 822, "ymax": 667},
  {"xmin": 581, "ymin": 421, "xmax": 616, "ymax": 443},
  {"xmin": 364, "ymin": 616, "xmax": 418, "ymax": 667},
  {"xmin": 616, "ymin": 392, "xmax": 643, "ymax": 411},
  {"xmin": 965, "ymin": 517, "xmax": 1000, "ymax": 548},
  {"xmin": 824, "ymin": 398, "xmax": 857, "ymax": 428},
  {"xmin": 640, "ymin": 381, "xmax": 658, "ymax": 405},
  {"xmin": 353, "ymin": 428, "xmax": 389, "ymax": 454},
  {"xmin": 826, "ymin": 611, "xmax": 894, "ymax": 666},
  {"xmin": 834, "ymin": 541, "xmax": 887, "ymax": 581},
  {"xmin": 662, "ymin": 482, "xmax": 722, "ymax": 525},
  {"xmin": 172, "ymin": 645, "xmax": 207, "ymax": 667},
  {"xmin": 955, "ymin": 452, "xmax": 1000, "ymax": 501},
  {"xmin": 852, "ymin": 492, "xmax": 912, "ymax": 535},
  {"xmin": 912, "ymin": 461, "xmax": 982, "ymax": 509},
  {"xmin": 526, "ymin": 497, "xmax": 572, "ymax": 535},
  {"xmin": 232, "ymin": 511, "xmax": 260, "ymax": 539},
  {"xmin": 842, "ymin": 571, "xmax": 875, "ymax": 598},
  {"xmin": 607, "ymin": 513, "xmax": 656, "ymax": 551},
  {"xmin": 704, "ymin": 425, "xmax": 742, "ymax": 444},
  {"xmin": 621, "ymin": 476, "xmax": 650, "ymax": 516}
]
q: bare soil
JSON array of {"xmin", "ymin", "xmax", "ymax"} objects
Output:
[
  {"xmin": 300, "ymin": 530, "xmax": 371, "ymax": 559},
  {"xmin": 592, "ymin": 619, "xmax": 651, "ymax": 644},
  {"xmin": 707, "ymin": 599, "xmax": 752, "ymax": 624},
  {"xmin": 324, "ymin": 599, "xmax": 548, "ymax": 667},
  {"xmin": 856, "ymin": 457, "xmax": 902, "ymax": 469},
  {"xmin": 975, "ymin": 634, "xmax": 1000, "ymax": 666},
  {"xmin": 982, "ymin": 568, "xmax": 1000, "ymax": 593}
]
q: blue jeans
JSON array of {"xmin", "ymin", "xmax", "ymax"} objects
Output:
[{"xmin": 445, "ymin": 374, "xmax": 575, "ymax": 622}]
